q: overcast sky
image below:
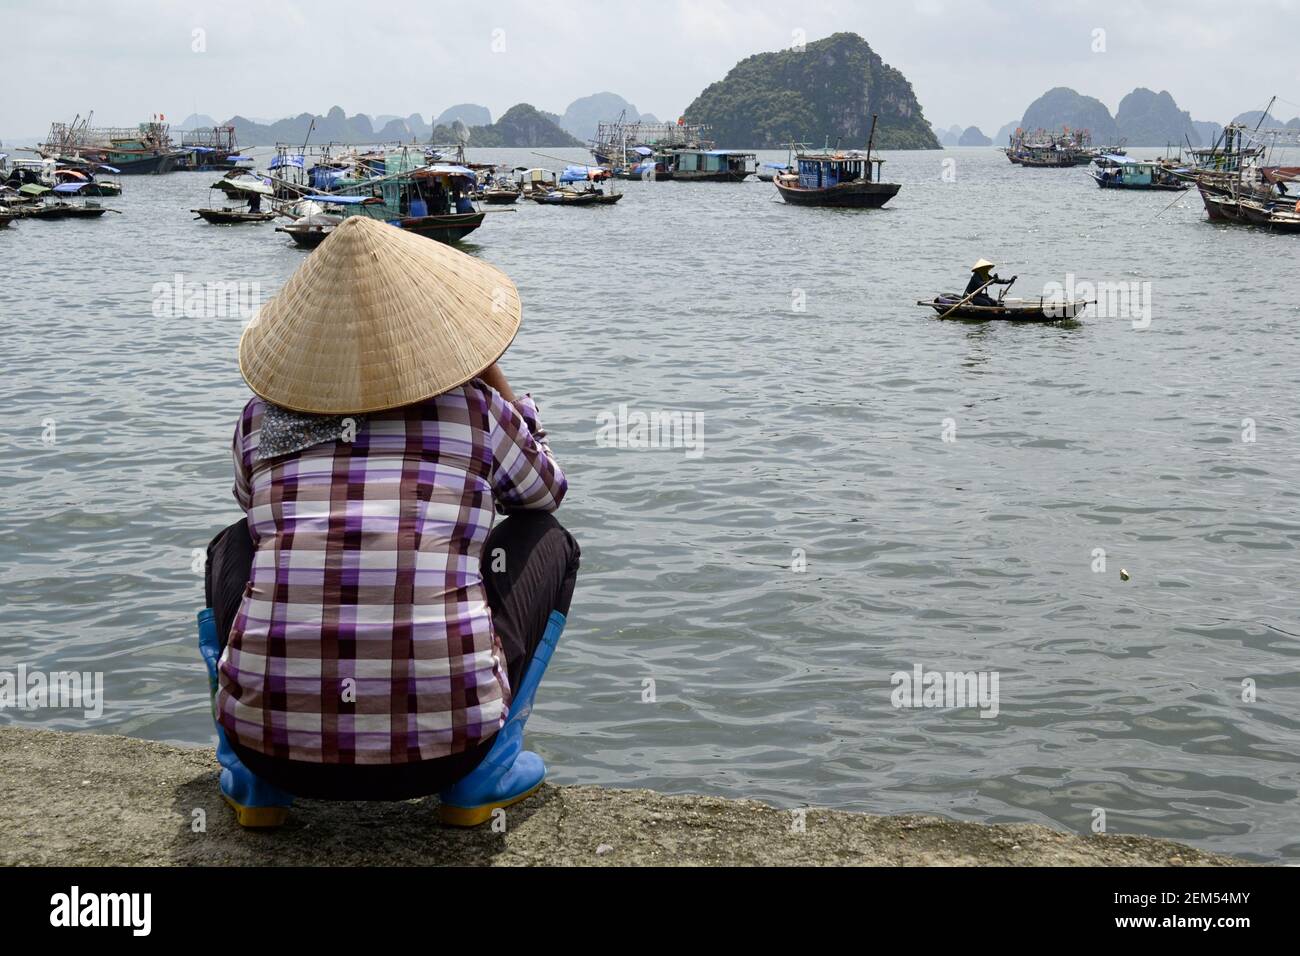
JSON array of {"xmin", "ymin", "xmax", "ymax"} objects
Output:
[{"xmin": 4, "ymin": 0, "xmax": 1297, "ymax": 140}]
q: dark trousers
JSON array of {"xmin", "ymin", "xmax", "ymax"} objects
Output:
[{"xmin": 206, "ymin": 511, "xmax": 580, "ymax": 801}]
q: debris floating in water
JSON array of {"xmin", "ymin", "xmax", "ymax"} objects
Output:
[{"xmin": 1120, "ymin": 569, "xmax": 1130, "ymax": 581}]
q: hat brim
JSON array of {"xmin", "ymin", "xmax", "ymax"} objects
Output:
[{"xmin": 239, "ymin": 217, "xmax": 522, "ymax": 415}]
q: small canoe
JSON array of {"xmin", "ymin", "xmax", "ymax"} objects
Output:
[
  {"xmin": 919, "ymin": 294, "xmax": 1089, "ymax": 322},
  {"xmin": 192, "ymin": 208, "xmax": 276, "ymax": 224},
  {"xmin": 276, "ymin": 215, "xmax": 341, "ymax": 248},
  {"xmin": 482, "ymin": 188, "xmax": 521, "ymax": 205},
  {"xmin": 530, "ymin": 189, "xmax": 600, "ymax": 206}
]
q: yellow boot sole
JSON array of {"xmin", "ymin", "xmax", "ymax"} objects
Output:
[
  {"xmin": 439, "ymin": 780, "xmax": 544, "ymax": 827},
  {"xmin": 223, "ymin": 794, "xmax": 290, "ymax": 828}
]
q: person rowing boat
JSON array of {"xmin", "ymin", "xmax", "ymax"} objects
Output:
[{"xmin": 964, "ymin": 258, "xmax": 1016, "ymax": 306}]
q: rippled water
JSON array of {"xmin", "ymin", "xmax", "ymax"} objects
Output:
[{"xmin": 3, "ymin": 147, "xmax": 1299, "ymax": 861}]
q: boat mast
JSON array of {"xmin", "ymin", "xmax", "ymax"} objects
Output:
[{"xmin": 865, "ymin": 114, "xmax": 879, "ymax": 182}]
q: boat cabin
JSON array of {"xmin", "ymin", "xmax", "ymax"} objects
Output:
[
  {"xmin": 794, "ymin": 151, "xmax": 884, "ymax": 188},
  {"xmin": 669, "ymin": 148, "xmax": 755, "ymax": 181}
]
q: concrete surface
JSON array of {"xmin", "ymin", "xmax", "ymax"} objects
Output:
[{"xmin": 0, "ymin": 726, "xmax": 1247, "ymax": 866}]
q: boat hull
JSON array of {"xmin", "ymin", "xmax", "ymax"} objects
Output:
[
  {"xmin": 1093, "ymin": 176, "xmax": 1187, "ymax": 191},
  {"xmin": 671, "ymin": 170, "xmax": 750, "ymax": 183},
  {"xmin": 192, "ymin": 208, "xmax": 276, "ymax": 224},
  {"xmin": 482, "ymin": 190, "xmax": 520, "ymax": 205},
  {"xmin": 394, "ymin": 212, "xmax": 484, "ymax": 242},
  {"xmin": 78, "ymin": 152, "xmax": 185, "ymax": 175},
  {"xmin": 775, "ymin": 180, "xmax": 901, "ymax": 208},
  {"xmin": 920, "ymin": 295, "xmax": 1089, "ymax": 322}
]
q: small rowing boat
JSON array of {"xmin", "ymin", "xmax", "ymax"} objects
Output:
[
  {"xmin": 918, "ymin": 293, "xmax": 1089, "ymax": 322},
  {"xmin": 191, "ymin": 207, "xmax": 276, "ymax": 224}
]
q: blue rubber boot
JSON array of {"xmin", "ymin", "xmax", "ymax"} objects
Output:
[
  {"xmin": 439, "ymin": 610, "xmax": 565, "ymax": 825},
  {"xmin": 198, "ymin": 609, "xmax": 294, "ymax": 828}
]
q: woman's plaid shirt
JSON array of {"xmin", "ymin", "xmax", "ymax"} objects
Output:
[{"xmin": 216, "ymin": 380, "xmax": 567, "ymax": 764}]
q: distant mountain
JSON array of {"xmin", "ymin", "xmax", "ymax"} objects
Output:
[
  {"xmin": 994, "ymin": 120, "xmax": 1020, "ymax": 146},
  {"xmin": 931, "ymin": 123, "xmax": 962, "ymax": 146},
  {"xmin": 1191, "ymin": 120, "xmax": 1223, "ymax": 145},
  {"xmin": 958, "ymin": 126, "xmax": 991, "ymax": 146},
  {"xmin": 429, "ymin": 104, "xmax": 582, "ymax": 148},
  {"xmin": 227, "ymin": 106, "xmax": 383, "ymax": 146},
  {"xmin": 559, "ymin": 92, "xmax": 657, "ymax": 142},
  {"xmin": 1115, "ymin": 88, "xmax": 1199, "ymax": 145},
  {"xmin": 1289, "ymin": 117, "xmax": 1300, "ymax": 130},
  {"xmin": 683, "ymin": 32, "xmax": 939, "ymax": 149},
  {"xmin": 435, "ymin": 104, "xmax": 492, "ymax": 128},
  {"xmin": 1021, "ymin": 87, "xmax": 1118, "ymax": 142},
  {"xmin": 175, "ymin": 113, "xmax": 218, "ymax": 131}
]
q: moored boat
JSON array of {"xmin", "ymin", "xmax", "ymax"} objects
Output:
[
  {"xmin": 323, "ymin": 150, "xmax": 486, "ymax": 244},
  {"xmin": 774, "ymin": 123, "xmax": 899, "ymax": 209},
  {"xmin": 192, "ymin": 207, "xmax": 276, "ymax": 224},
  {"xmin": 667, "ymin": 148, "xmax": 755, "ymax": 182},
  {"xmin": 1092, "ymin": 156, "xmax": 1188, "ymax": 191}
]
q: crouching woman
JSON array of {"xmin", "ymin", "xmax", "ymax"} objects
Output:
[{"xmin": 198, "ymin": 217, "xmax": 579, "ymax": 827}]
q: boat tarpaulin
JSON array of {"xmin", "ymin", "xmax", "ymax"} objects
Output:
[
  {"xmin": 1262, "ymin": 166, "xmax": 1300, "ymax": 184},
  {"xmin": 632, "ymin": 146, "xmax": 653, "ymax": 156},
  {"xmin": 270, "ymin": 154, "xmax": 305, "ymax": 169},
  {"xmin": 1100, "ymin": 154, "xmax": 1135, "ymax": 165},
  {"xmin": 226, "ymin": 178, "xmax": 274, "ymax": 196},
  {"xmin": 560, "ymin": 165, "xmax": 608, "ymax": 183},
  {"xmin": 18, "ymin": 184, "xmax": 50, "ymax": 196},
  {"xmin": 300, "ymin": 194, "xmax": 377, "ymax": 205},
  {"xmin": 226, "ymin": 155, "xmax": 253, "ymax": 162},
  {"xmin": 419, "ymin": 164, "xmax": 476, "ymax": 178},
  {"xmin": 53, "ymin": 182, "xmax": 89, "ymax": 193}
]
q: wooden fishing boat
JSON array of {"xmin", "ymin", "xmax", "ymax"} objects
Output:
[
  {"xmin": 1018, "ymin": 151, "xmax": 1075, "ymax": 168},
  {"xmin": 481, "ymin": 186, "xmax": 521, "ymax": 204},
  {"xmin": 774, "ymin": 153, "xmax": 900, "ymax": 207},
  {"xmin": 1092, "ymin": 157, "xmax": 1188, "ymax": 191},
  {"xmin": 21, "ymin": 201, "xmax": 111, "ymax": 220},
  {"xmin": 530, "ymin": 189, "xmax": 601, "ymax": 206},
  {"xmin": 918, "ymin": 293, "xmax": 1089, "ymax": 322},
  {"xmin": 0, "ymin": 209, "xmax": 14, "ymax": 228},
  {"xmin": 531, "ymin": 165, "xmax": 623, "ymax": 206},
  {"xmin": 276, "ymin": 213, "xmax": 342, "ymax": 248},
  {"xmin": 324, "ymin": 153, "xmax": 486, "ymax": 244},
  {"xmin": 775, "ymin": 123, "xmax": 900, "ymax": 208},
  {"xmin": 191, "ymin": 207, "xmax": 276, "ymax": 224}
]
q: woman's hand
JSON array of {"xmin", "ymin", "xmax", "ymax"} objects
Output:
[{"xmin": 479, "ymin": 362, "xmax": 517, "ymax": 402}]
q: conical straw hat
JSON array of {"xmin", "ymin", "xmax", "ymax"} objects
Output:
[
  {"xmin": 239, "ymin": 217, "xmax": 521, "ymax": 414},
  {"xmin": 971, "ymin": 258, "xmax": 996, "ymax": 273}
]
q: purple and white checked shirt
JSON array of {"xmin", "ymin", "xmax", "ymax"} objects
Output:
[{"xmin": 216, "ymin": 380, "xmax": 567, "ymax": 765}]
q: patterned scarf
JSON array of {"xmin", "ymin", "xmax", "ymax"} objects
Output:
[{"xmin": 255, "ymin": 403, "xmax": 366, "ymax": 462}]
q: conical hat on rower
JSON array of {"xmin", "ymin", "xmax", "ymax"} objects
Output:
[
  {"xmin": 971, "ymin": 258, "xmax": 996, "ymax": 274},
  {"xmin": 239, "ymin": 216, "xmax": 521, "ymax": 415}
]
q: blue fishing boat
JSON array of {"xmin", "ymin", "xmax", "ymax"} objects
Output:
[{"xmin": 1092, "ymin": 155, "xmax": 1188, "ymax": 191}]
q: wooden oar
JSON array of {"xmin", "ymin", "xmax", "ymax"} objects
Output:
[{"xmin": 936, "ymin": 277, "xmax": 996, "ymax": 319}]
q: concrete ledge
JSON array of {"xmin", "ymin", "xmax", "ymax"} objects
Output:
[{"xmin": 0, "ymin": 726, "xmax": 1246, "ymax": 866}]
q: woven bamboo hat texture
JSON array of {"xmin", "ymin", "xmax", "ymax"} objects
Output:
[
  {"xmin": 971, "ymin": 258, "xmax": 996, "ymax": 274},
  {"xmin": 239, "ymin": 216, "xmax": 521, "ymax": 414}
]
